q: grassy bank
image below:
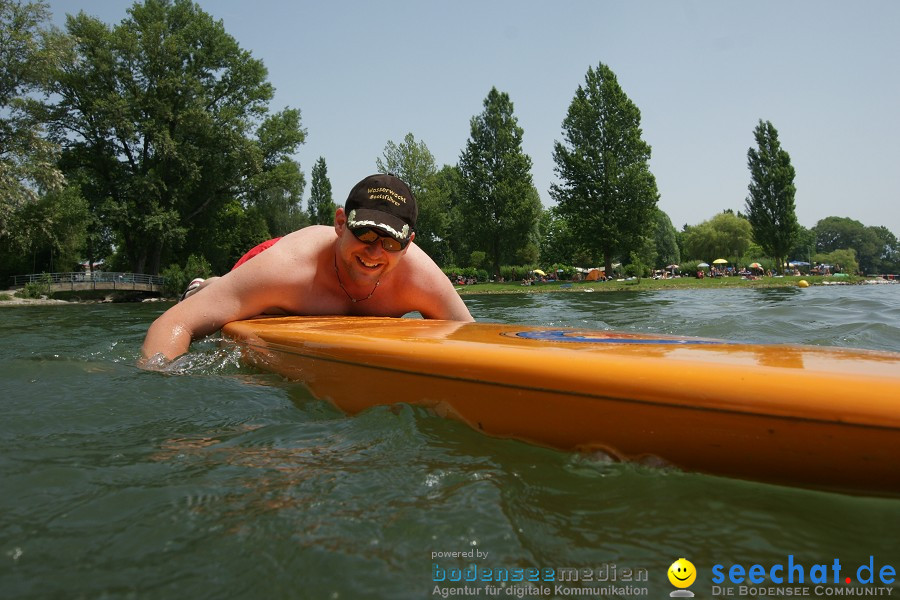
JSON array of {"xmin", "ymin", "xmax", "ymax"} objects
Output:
[{"xmin": 455, "ymin": 275, "xmax": 864, "ymax": 295}]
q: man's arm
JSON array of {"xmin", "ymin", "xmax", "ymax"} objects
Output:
[
  {"xmin": 404, "ymin": 248, "xmax": 474, "ymax": 322},
  {"xmin": 141, "ymin": 278, "xmax": 253, "ymax": 363},
  {"xmin": 140, "ymin": 249, "xmax": 293, "ymax": 364},
  {"xmin": 421, "ymin": 275, "xmax": 474, "ymax": 321}
]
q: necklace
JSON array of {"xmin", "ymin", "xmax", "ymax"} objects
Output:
[{"xmin": 333, "ymin": 253, "xmax": 380, "ymax": 303}]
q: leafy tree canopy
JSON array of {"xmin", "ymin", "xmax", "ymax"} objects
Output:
[
  {"xmin": 376, "ymin": 133, "xmax": 436, "ymax": 200},
  {"xmin": 430, "ymin": 164, "xmax": 465, "ymax": 267},
  {"xmin": 812, "ymin": 216, "xmax": 888, "ymax": 274},
  {"xmin": 307, "ymin": 157, "xmax": 336, "ymax": 226},
  {"xmin": 0, "ymin": 0, "xmax": 65, "ymax": 242},
  {"xmin": 868, "ymin": 226, "xmax": 899, "ymax": 274},
  {"xmin": 551, "ymin": 62, "xmax": 659, "ymax": 274},
  {"xmin": 458, "ymin": 87, "xmax": 539, "ymax": 276},
  {"xmin": 652, "ymin": 208, "xmax": 680, "ymax": 268},
  {"xmin": 745, "ymin": 119, "xmax": 798, "ymax": 273},
  {"xmin": 813, "ymin": 248, "xmax": 859, "ymax": 275},
  {"xmin": 682, "ymin": 211, "xmax": 753, "ymax": 262},
  {"xmin": 538, "ymin": 207, "xmax": 580, "ymax": 267},
  {"xmin": 46, "ymin": 0, "xmax": 306, "ymax": 274},
  {"xmin": 788, "ymin": 225, "xmax": 817, "ymax": 264}
]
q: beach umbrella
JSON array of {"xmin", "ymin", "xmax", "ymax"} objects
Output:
[
  {"xmin": 666, "ymin": 264, "xmax": 679, "ymax": 270},
  {"xmin": 749, "ymin": 262, "xmax": 763, "ymax": 269},
  {"xmin": 533, "ymin": 269, "xmax": 546, "ymax": 276},
  {"xmin": 697, "ymin": 262, "xmax": 710, "ymax": 268},
  {"xmin": 713, "ymin": 258, "xmax": 729, "ymax": 264}
]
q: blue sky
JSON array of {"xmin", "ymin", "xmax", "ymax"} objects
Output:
[{"xmin": 45, "ymin": 0, "xmax": 900, "ymax": 236}]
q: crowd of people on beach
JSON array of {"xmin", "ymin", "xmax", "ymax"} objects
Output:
[{"xmin": 445, "ymin": 262, "xmax": 848, "ymax": 288}]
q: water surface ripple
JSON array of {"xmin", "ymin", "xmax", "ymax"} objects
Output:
[{"xmin": 1, "ymin": 287, "xmax": 898, "ymax": 598}]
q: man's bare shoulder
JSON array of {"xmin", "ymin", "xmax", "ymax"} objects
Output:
[
  {"xmin": 248, "ymin": 226, "xmax": 334, "ymax": 274},
  {"xmin": 214, "ymin": 226, "xmax": 335, "ymax": 301},
  {"xmin": 277, "ymin": 225, "xmax": 335, "ymax": 254},
  {"xmin": 396, "ymin": 243, "xmax": 445, "ymax": 281}
]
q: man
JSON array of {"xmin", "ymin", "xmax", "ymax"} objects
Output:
[{"xmin": 141, "ymin": 173, "xmax": 473, "ymax": 364}]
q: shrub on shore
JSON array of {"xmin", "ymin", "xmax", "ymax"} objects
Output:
[{"xmin": 161, "ymin": 254, "xmax": 214, "ymax": 298}]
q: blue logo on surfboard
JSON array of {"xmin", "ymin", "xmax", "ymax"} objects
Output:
[{"xmin": 508, "ymin": 330, "xmax": 732, "ymax": 345}]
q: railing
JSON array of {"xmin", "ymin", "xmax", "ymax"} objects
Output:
[{"xmin": 9, "ymin": 272, "xmax": 166, "ymax": 293}]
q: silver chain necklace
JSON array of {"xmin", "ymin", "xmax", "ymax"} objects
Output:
[{"xmin": 333, "ymin": 253, "xmax": 380, "ymax": 303}]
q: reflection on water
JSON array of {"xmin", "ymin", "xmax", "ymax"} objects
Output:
[
  {"xmin": 464, "ymin": 285, "xmax": 900, "ymax": 351},
  {"xmin": 1, "ymin": 287, "xmax": 899, "ymax": 598}
]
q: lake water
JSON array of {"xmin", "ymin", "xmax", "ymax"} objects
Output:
[{"xmin": 2, "ymin": 286, "xmax": 899, "ymax": 599}]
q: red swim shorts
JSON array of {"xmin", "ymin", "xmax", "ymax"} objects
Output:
[{"xmin": 231, "ymin": 237, "xmax": 283, "ymax": 271}]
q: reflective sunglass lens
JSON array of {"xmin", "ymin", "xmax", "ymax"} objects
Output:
[
  {"xmin": 353, "ymin": 228, "xmax": 380, "ymax": 243},
  {"xmin": 351, "ymin": 227, "xmax": 406, "ymax": 252},
  {"xmin": 382, "ymin": 238, "xmax": 402, "ymax": 252}
]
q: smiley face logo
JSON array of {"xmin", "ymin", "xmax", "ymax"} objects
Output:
[{"xmin": 668, "ymin": 558, "xmax": 696, "ymax": 588}]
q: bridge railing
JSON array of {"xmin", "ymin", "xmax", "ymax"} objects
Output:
[{"xmin": 10, "ymin": 272, "xmax": 167, "ymax": 291}]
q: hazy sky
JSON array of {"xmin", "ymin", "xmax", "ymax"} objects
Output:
[{"xmin": 45, "ymin": 0, "xmax": 900, "ymax": 236}]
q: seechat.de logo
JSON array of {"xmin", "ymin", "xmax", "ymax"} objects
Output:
[{"xmin": 711, "ymin": 555, "xmax": 896, "ymax": 586}]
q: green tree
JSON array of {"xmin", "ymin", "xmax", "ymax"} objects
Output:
[
  {"xmin": 245, "ymin": 114, "xmax": 307, "ymax": 238},
  {"xmin": 161, "ymin": 253, "xmax": 212, "ymax": 297},
  {"xmin": 788, "ymin": 225, "xmax": 817, "ymax": 265},
  {"xmin": 539, "ymin": 207, "xmax": 579, "ymax": 266},
  {"xmin": 628, "ymin": 233, "xmax": 656, "ymax": 278},
  {"xmin": 47, "ymin": 0, "xmax": 306, "ymax": 274},
  {"xmin": 0, "ymin": 0, "xmax": 65, "ymax": 243},
  {"xmin": 745, "ymin": 119, "xmax": 799, "ymax": 274},
  {"xmin": 20, "ymin": 185, "xmax": 89, "ymax": 270},
  {"xmin": 307, "ymin": 157, "xmax": 336, "ymax": 225},
  {"xmin": 868, "ymin": 226, "xmax": 899, "ymax": 274},
  {"xmin": 814, "ymin": 216, "xmax": 865, "ymax": 252},
  {"xmin": 458, "ymin": 87, "xmax": 540, "ymax": 276},
  {"xmin": 682, "ymin": 212, "xmax": 753, "ymax": 262},
  {"xmin": 429, "ymin": 164, "xmax": 465, "ymax": 267},
  {"xmin": 516, "ymin": 184, "xmax": 543, "ymax": 265},
  {"xmin": 652, "ymin": 208, "xmax": 680, "ymax": 268},
  {"xmin": 253, "ymin": 184, "xmax": 309, "ymax": 239},
  {"xmin": 0, "ymin": 184, "xmax": 90, "ymax": 282},
  {"xmin": 190, "ymin": 198, "xmax": 270, "ymax": 272},
  {"xmin": 551, "ymin": 62, "xmax": 659, "ymax": 275},
  {"xmin": 812, "ymin": 216, "xmax": 886, "ymax": 274},
  {"xmin": 376, "ymin": 133, "xmax": 436, "ymax": 199},
  {"xmin": 814, "ymin": 248, "xmax": 859, "ymax": 275},
  {"xmin": 375, "ymin": 133, "xmax": 453, "ymax": 263}
]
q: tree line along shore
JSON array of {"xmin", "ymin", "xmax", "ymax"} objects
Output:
[{"xmin": 3, "ymin": 0, "xmax": 897, "ymax": 293}]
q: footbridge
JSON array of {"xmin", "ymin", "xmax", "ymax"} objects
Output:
[{"xmin": 9, "ymin": 272, "xmax": 166, "ymax": 294}]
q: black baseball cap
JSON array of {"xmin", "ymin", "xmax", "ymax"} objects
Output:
[{"xmin": 345, "ymin": 174, "xmax": 417, "ymax": 242}]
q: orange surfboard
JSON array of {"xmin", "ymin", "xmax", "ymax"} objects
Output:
[{"xmin": 222, "ymin": 316, "xmax": 900, "ymax": 496}]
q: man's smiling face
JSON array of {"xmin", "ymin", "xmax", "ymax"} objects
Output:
[{"xmin": 335, "ymin": 208, "xmax": 411, "ymax": 287}]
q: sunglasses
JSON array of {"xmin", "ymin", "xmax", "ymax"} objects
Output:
[{"xmin": 350, "ymin": 227, "xmax": 410, "ymax": 252}]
